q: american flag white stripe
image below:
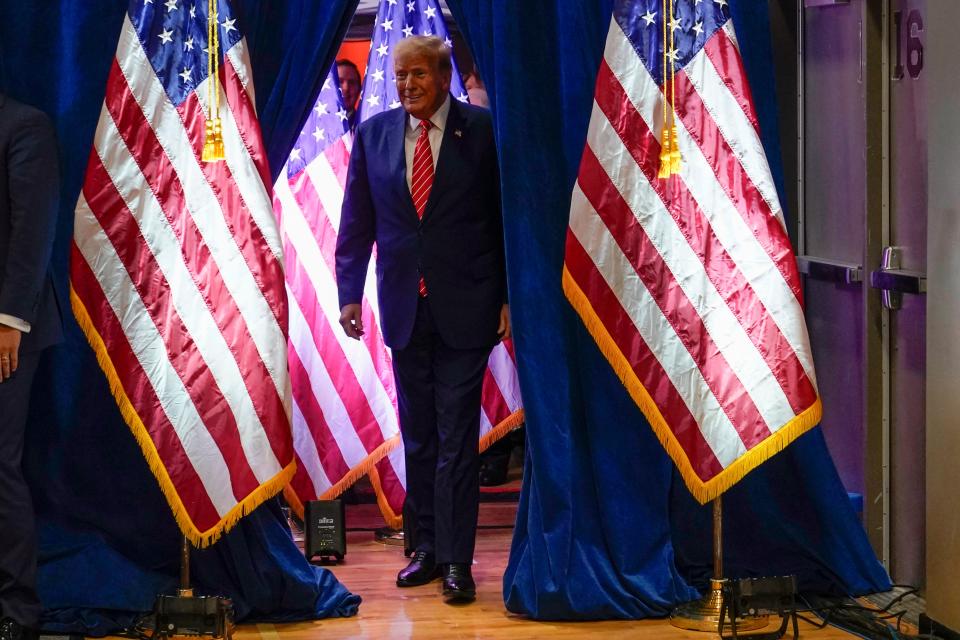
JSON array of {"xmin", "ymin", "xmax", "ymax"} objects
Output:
[
  {"xmin": 487, "ymin": 344, "xmax": 523, "ymax": 412},
  {"xmin": 479, "ymin": 408, "xmax": 494, "ymax": 434},
  {"xmin": 71, "ymin": 2, "xmax": 294, "ymax": 542},
  {"xmin": 305, "ymin": 155, "xmax": 347, "ymax": 228},
  {"xmin": 225, "ymin": 42, "xmax": 256, "ymax": 106},
  {"xmin": 564, "ymin": 3, "xmax": 821, "ymax": 501}
]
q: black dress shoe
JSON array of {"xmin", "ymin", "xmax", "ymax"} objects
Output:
[
  {"xmin": 442, "ymin": 563, "xmax": 476, "ymax": 603},
  {"xmin": 396, "ymin": 550, "xmax": 441, "ymax": 587},
  {"xmin": 479, "ymin": 459, "xmax": 509, "ymax": 486},
  {"xmin": 0, "ymin": 618, "xmax": 38, "ymax": 640}
]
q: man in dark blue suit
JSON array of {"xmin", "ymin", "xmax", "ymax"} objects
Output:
[
  {"xmin": 0, "ymin": 93, "xmax": 62, "ymax": 640},
  {"xmin": 336, "ymin": 36, "xmax": 508, "ymax": 604}
]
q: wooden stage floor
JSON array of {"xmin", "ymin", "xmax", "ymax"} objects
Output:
[{"xmin": 234, "ymin": 502, "xmax": 860, "ymax": 639}]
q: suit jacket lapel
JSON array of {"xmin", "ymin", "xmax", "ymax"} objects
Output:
[{"xmin": 421, "ymin": 96, "xmax": 463, "ymax": 225}]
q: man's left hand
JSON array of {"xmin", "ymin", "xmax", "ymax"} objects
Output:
[
  {"xmin": 0, "ymin": 325, "xmax": 22, "ymax": 382},
  {"xmin": 497, "ymin": 304, "xmax": 511, "ymax": 342}
]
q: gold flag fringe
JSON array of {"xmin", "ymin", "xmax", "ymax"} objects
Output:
[
  {"xmin": 479, "ymin": 408, "xmax": 526, "ymax": 453},
  {"xmin": 367, "ymin": 463, "xmax": 404, "ymax": 530},
  {"xmin": 562, "ymin": 267, "xmax": 822, "ymax": 504},
  {"xmin": 70, "ymin": 284, "xmax": 295, "ymax": 546}
]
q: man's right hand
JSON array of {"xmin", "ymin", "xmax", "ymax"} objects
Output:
[
  {"xmin": 0, "ymin": 325, "xmax": 22, "ymax": 382},
  {"xmin": 339, "ymin": 303, "xmax": 364, "ymax": 340}
]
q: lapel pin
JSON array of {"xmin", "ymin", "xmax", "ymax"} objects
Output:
[{"xmin": 454, "ymin": 129, "xmax": 462, "ymax": 138}]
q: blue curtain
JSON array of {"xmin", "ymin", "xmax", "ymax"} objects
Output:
[
  {"xmin": 446, "ymin": 0, "xmax": 891, "ymax": 620},
  {"xmin": 0, "ymin": 0, "xmax": 360, "ymax": 633}
]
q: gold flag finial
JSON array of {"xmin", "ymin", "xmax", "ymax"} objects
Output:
[
  {"xmin": 657, "ymin": 0, "xmax": 682, "ymax": 179},
  {"xmin": 202, "ymin": 0, "xmax": 225, "ymax": 162}
]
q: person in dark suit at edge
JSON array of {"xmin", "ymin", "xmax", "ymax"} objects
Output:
[
  {"xmin": 335, "ymin": 35, "xmax": 508, "ymax": 604},
  {"xmin": 0, "ymin": 92, "xmax": 62, "ymax": 640}
]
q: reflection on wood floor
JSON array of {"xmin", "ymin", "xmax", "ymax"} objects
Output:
[{"xmin": 234, "ymin": 500, "xmax": 862, "ymax": 639}]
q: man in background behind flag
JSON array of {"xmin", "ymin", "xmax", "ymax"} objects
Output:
[
  {"xmin": 70, "ymin": 0, "xmax": 294, "ymax": 546},
  {"xmin": 564, "ymin": 0, "xmax": 821, "ymax": 503},
  {"xmin": 336, "ymin": 59, "xmax": 362, "ymax": 134}
]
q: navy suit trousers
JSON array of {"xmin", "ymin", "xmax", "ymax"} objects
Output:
[
  {"xmin": 391, "ymin": 298, "xmax": 491, "ymax": 565},
  {"xmin": 0, "ymin": 352, "xmax": 41, "ymax": 626}
]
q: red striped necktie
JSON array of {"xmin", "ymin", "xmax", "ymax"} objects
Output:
[{"xmin": 411, "ymin": 119, "xmax": 434, "ymax": 297}]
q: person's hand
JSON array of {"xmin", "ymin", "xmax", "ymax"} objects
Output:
[
  {"xmin": 497, "ymin": 304, "xmax": 511, "ymax": 341},
  {"xmin": 0, "ymin": 325, "xmax": 22, "ymax": 382},
  {"xmin": 339, "ymin": 303, "xmax": 364, "ymax": 340}
]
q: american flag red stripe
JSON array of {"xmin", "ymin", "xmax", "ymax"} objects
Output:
[
  {"xmin": 278, "ymin": 51, "xmax": 523, "ymax": 527},
  {"xmin": 564, "ymin": 1, "xmax": 820, "ymax": 502},
  {"xmin": 70, "ymin": 5, "xmax": 294, "ymax": 544}
]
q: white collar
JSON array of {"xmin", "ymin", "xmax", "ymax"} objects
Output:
[{"xmin": 407, "ymin": 94, "xmax": 451, "ymax": 133}]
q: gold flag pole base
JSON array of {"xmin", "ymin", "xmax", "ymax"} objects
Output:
[
  {"xmin": 669, "ymin": 578, "xmax": 768, "ymax": 632},
  {"xmin": 669, "ymin": 495, "xmax": 769, "ymax": 633}
]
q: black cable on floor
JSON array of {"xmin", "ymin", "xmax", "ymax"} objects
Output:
[{"xmin": 799, "ymin": 591, "xmax": 946, "ymax": 640}]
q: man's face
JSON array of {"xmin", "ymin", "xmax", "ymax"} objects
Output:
[
  {"xmin": 338, "ymin": 64, "xmax": 361, "ymax": 111},
  {"xmin": 394, "ymin": 51, "xmax": 450, "ymax": 120}
]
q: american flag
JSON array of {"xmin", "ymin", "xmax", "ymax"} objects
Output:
[
  {"xmin": 563, "ymin": 0, "xmax": 821, "ymax": 503},
  {"xmin": 276, "ymin": 0, "xmax": 523, "ymax": 528},
  {"xmin": 70, "ymin": 0, "xmax": 294, "ymax": 546}
]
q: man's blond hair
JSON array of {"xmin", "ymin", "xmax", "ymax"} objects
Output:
[{"xmin": 394, "ymin": 35, "xmax": 452, "ymax": 75}]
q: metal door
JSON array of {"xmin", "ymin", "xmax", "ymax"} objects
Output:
[
  {"xmin": 884, "ymin": 0, "xmax": 926, "ymax": 586},
  {"xmin": 797, "ymin": 0, "xmax": 927, "ymax": 584}
]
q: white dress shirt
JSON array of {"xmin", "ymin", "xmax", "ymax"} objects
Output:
[
  {"xmin": 404, "ymin": 94, "xmax": 451, "ymax": 191},
  {"xmin": 0, "ymin": 313, "xmax": 29, "ymax": 332}
]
